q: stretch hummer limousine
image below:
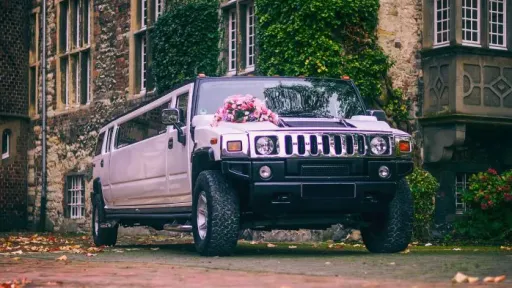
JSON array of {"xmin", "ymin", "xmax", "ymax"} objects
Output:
[{"xmin": 91, "ymin": 75, "xmax": 414, "ymax": 256}]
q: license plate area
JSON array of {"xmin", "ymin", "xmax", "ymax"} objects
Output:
[{"xmin": 301, "ymin": 183, "xmax": 356, "ymax": 199}]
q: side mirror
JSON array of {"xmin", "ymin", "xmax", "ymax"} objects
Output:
[
  {"xmin": 366, "ymin": 110, "xmax": 387, "ymax": 122},
  {"xmin": 162, "ymin": 108, "xmax": 181, "ymax": 125}
]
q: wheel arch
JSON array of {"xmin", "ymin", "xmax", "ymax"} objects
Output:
[{"xmin": 191, "ymin": 147, "xmax": 220, "ymax": 188}]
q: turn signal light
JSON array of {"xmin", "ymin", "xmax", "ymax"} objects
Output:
[
  {"xmin": 341, "ymin": 75, "xmax": 350, "ymax": 80},
  {"xmin": 399, "ymin": 141, "xmax": 411, "ymax": 152},
  {"xmin": 210, "ymin": 138, "xmax": 218, "ymax": 145},
  {"xmin": 227, "ymin": 141, "xmax": 242, "ymax": 152}
]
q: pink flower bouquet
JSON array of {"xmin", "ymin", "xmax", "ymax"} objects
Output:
[{"xmin": 212, "ymin": 95, "xmax": 279, "ymax": 126}]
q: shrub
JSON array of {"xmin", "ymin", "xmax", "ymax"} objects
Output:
[
  {"xmin": 152, "ymin": 0, "xmax": 221, "ymax": 93},
  {"xmin": 406, "ymin": 167, "xmax": 439, "ymax": 241},
  {"xmin": 453, "ymin": 169, "xmax": 512, "ymax": 242}
]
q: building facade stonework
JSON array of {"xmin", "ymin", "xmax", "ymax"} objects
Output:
[{"xmin": 1, "ymin": 0, "xmax": 511, "ymax": 234}]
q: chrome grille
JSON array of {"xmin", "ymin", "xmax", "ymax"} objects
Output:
[{"xmin": 283, "ymin": 133, "xmax": 369, "ymax": 157}]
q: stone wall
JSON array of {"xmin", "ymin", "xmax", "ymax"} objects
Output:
[{"xmin": 28, "ymin": 0, "xmax": 136, "ymax": 231}]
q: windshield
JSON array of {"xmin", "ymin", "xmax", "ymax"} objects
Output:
[{"xmin": 195, "ymin": 78, "xmax": 366, "ymax": 119}]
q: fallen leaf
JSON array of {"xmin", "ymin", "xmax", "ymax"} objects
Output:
[
  {"xmin": 328, "ymin": 244, "xmax": 334, "ymax": 248},
  {"xmin": 494, "ymin": 275, "xmax": 506, "ymax": 283},
  {"xmin": 56, "ymin": 255, "xmax": 67, "ymax": 261},
  {"xmin": 150, "ymin": 248, "xmax": 160, "ymax": 251},
  {"xmin": 11, "ymin": 250, "xmax": 23, "ymax": 255},
  {"xmin": 250, "ymin": 241, "xmax": 258, "ymax": 245},
  {"xmin": 325, "ymin": 262, "xmax": 331, "ymax": 265},
  {"xmin": 352, "ymin": 244, "xmax": 362, "ymax": 247},
  {"xmin": 483, "ymin": 277, "xmax": 495, "ymax": 283},
  {"xmin": 86, "ymin": 253, "xmax": 96, "ymax": 257},
  {"xmin": 12, "ymin": 257, "xmax": 20, "ymax": 261},
  {"xmin": 412, "ymin": 241, "xmax": 418, "ymax": 245},
  {"xmin": 452, "ymin": 272, "xmax": 469, "ymax": 283},
  {"xmin": 288, "ymin": 245, "xmax": 297, "ymax": 249},
  {"xmin": 267, "ymin": 243, "xmax": 276, "ymax": 248},
  {"xmin": 452, "ymin": 248, "xmax": 462, "ymax": 251},
  {"xmin": 389, "ymin": 262, "xmax": 396, "ymax": 265},
  {"xmin": 468, "ymin": 277, "xmax": 479, "ymax": 284},
  {"xmin": 425, "ymin": 243, "xmax": 432, "ymax": 246},
  {"xmin": 400, "ymin": 249, "xmax": 410, "ymax": 254}
]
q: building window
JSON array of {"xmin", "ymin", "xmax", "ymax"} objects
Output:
[
  {"xmin": 29, "ymin": 9, "xmax": 40, "ymax": 116},
  {"xmin": 57, "ymin": 0, "xmax": 91, "ymax": 110},
  {"xmin": 246, "ymin": 5, "xmax": 255, "ymax": 69},
  {"xmin": 1, "ymin": 130, "xmax": 11, "ymax": 160},
  {"xmin": 228, "ymin": 9, "xmax": 237, "ymax": 73},
  {"xmin": 155, "ymin": 0, "xmax": 164, "ymax": 20},
  {"xmin": 66, "ymin": 175, "xmax": 86, "ymax": 219},
  {"xmin": 462, "ymin": 0, "xmax": 480, "ymax": 45},
  {"xmin": 489, "ymin": 0, "xmax": 506, "ymax": 49},
  {"xmin": 434, "ymin": 0, "xmax": 450, "ymax": 47},
  {"xmin": 455, "ymin": 173, "xmax": 474, "ymax": 214},
  {"xmin": 141, "ymin": 35, "xmax": 147, "ymax": 91}
]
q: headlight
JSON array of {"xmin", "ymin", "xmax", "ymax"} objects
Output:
[
  {"xmin": 370, "ymin": 136, "xmax": 388, "ymax": 155},
  {"xmin": 256, "ymin": 136, "xmax": 275, "ymax": 155}
]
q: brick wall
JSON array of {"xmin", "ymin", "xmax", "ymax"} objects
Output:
[
  {"xmin": 0, "ymin": 0, "xmax": 30, "ymax": 116},
  {"xmin": 0, "ymin": 0, "xmax": 30, "ymax": 231}
]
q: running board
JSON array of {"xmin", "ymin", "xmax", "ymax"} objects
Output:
[{"xmin": 105, "ymin": 213, "xmax": 191, "ymax": 220}]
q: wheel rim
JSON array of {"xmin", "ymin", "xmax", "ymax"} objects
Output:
[
  {"xmin": 94, "ymin": 207, "xmax": 99, "ymax": 236},
  {"xmin": 197, "ymin": 191, "xmax": 208, "ymax": 240}
]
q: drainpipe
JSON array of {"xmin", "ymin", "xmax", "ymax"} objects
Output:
[{"xmin": 39, "ymin": 0, "xmax": 48, "ymax": 232}]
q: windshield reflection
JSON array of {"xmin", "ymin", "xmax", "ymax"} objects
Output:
[{"xmin": 196, "ymin": 78, "xmax": 366, "ymax": 119}]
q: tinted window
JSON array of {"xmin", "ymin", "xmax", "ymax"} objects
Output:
[
  {"xmin": 116, "ymin": 102, "xmax": 170, "ymax": 148},
  {"xmin": 176, "ymin": 92, "xmax": 188, "ymax": 122},
  {"xmin": 105, "ymin": 128, "xmax": 113, "ymax": 153},
  {"xmin": 95, "ymin": 132, "xmax": 105, "ymax": 156}
]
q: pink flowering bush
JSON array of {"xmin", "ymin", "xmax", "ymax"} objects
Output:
[
  {"xmin": 212, "ymin": 95, "xmax": 279, "ymax": 126},
  {"xmin": 454, "ymin": 168, "xmax": 512, "ymax": 241}
]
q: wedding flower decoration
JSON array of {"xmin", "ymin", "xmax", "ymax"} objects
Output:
[{"xmin": 211, "ymin": 94, "xmax": 279, "ymax": 126}]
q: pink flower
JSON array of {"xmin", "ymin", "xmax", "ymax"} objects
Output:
[
  {"xmin": 231, "ymin": 104, "xmax": 236, "ymax": 109},
  {"xmin": 253, "ymin": 110, "xmax": 261, "ymax": 118},
  {"xmin": 261, "ymin": 107, "xmax": 269, "ymax": 114},
  {"xmin": 487, "ymin": 168, "xmax": 498, "ymax": 175},
  {"xmin": 240, "ymin": 104, "xmax": 248, "ymax": 110}
]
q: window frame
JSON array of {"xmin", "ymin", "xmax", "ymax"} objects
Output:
[
  {"xmin": 228, "ymin": 9, "xmax": 237, "ymax": 74},
  {"xmin": 454, "ymin": 172, "xmax": 476, "ymax": 214},
  {"xmin": 462, "ymin": 0, "xmax": 481, "ymax": 46},
  {"xmin": 246, "ymin": 4, "xmax": 255, "ymax": 71},
  {"xmin": 57, "ymin": 0, "xmax": 92, "ymax": 110},
  {"xmin": 155, "ymin": 0, "xmax": 164, "ymax": 21},
  {"xmin": 65, "ymin": 174, "xmax": 86, "ymax": 219},
  {"xmin": 434, "ymin": 0, "xmax": 451, "ymax": 47},
  {"xmin": 1, "ymin": 130, "xmax": 11, "ymax": 160},
  {"xmin": 488, "ymin": 0, "xmax": 507, "ymax": 49}
]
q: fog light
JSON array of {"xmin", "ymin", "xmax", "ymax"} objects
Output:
[
  {"xmin": 378, "ymin": 166, "xmax": 390, "ymax": 179},
  {"xmin": 259, "ymin": 166, "xmax": 272, "ymax": 179}
]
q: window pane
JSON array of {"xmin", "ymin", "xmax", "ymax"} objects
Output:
[{"xmin": 95, "ymin": 132, "xmax": 105, "ymax": 156}]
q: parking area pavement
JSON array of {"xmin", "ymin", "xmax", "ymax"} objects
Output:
[{"xmin": 1, "ymin": 233, "xmax": 510, "ymax": 287}]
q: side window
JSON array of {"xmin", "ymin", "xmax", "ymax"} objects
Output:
[
  {"xmin": 176, "ymin": 92, "xmax": 188, "ymax": 122},
  {"xmin": 116, "ymin": 102, "xmax": 170, "ymax": 149},
  {"xmin": 94, "ymin": 132, "xmax": 105, "ymax": 156},
  {"xmin": 105, "ymin": 127, "xmax": 113, "ymax": 153}
]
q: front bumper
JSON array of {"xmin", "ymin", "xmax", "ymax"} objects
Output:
[{"xmin": 221, "ymin": 158, "xmax": 413, "ymax": 215}]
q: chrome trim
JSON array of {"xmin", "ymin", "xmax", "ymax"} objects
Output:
[
  {"xmin": 247, "ymin": 131, "xmax": 394, "ymax": 158},
  {"xmin": 394, "ymin": 135, "xmax": 413, "ymax": 158}
]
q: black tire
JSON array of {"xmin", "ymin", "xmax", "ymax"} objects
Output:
[
  {"xmin": 192, "ymin": 170, "xmax": 240, "ymax": 256},
  {"xmin": 92, "ymin": 194, "xmax": 118, "ymax": 247},
  {"xmin": 361, "ymin": 178, "xmax": 413, "ymax": 253}
]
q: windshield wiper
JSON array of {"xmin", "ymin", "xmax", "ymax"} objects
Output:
[{"xmin": 279, "ymin": 111, "xmax": 334, "ymax": 118}]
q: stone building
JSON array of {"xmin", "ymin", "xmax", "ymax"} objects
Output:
[
  {"xmin": 0, "ymin": 0, "xmax": 30, "ymax": 231},
  {"xmin": 1, "ymin": 0, "xmax": 511, "ymax": 232}
]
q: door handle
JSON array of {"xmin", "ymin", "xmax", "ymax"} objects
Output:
[
  {"xmin": 100, "ymin": 159, "xmax": 104, "ymax": 167},
  {"xmin": 168, "ymin": 138, "xmax": 174, "ymax": 149}
]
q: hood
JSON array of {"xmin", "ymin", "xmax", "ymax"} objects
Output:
[{"xmin": 192, "ymin": 114, "xmax": 409, "ymax": 136}]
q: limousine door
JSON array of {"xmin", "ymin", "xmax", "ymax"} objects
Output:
[
  {"xmin": 166, "ymin": 85, "xmax": 193, "ymax": 205},
  {"xmin": 109, "ymin": 103, "xmax": 173, "ymax": 207}
]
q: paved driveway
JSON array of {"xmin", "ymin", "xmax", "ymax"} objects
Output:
[{"xmin": 1, "ymin": 233, "xmax": 511, "ymax": 287}]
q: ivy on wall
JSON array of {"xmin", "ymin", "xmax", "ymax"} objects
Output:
[
  {"xmin": 152, "ymin": 0, "xmax": 221, "ymax": 93},
  {"xmin": 255, "ymin": 0, "xmax": 409, "ymax": 124}
]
